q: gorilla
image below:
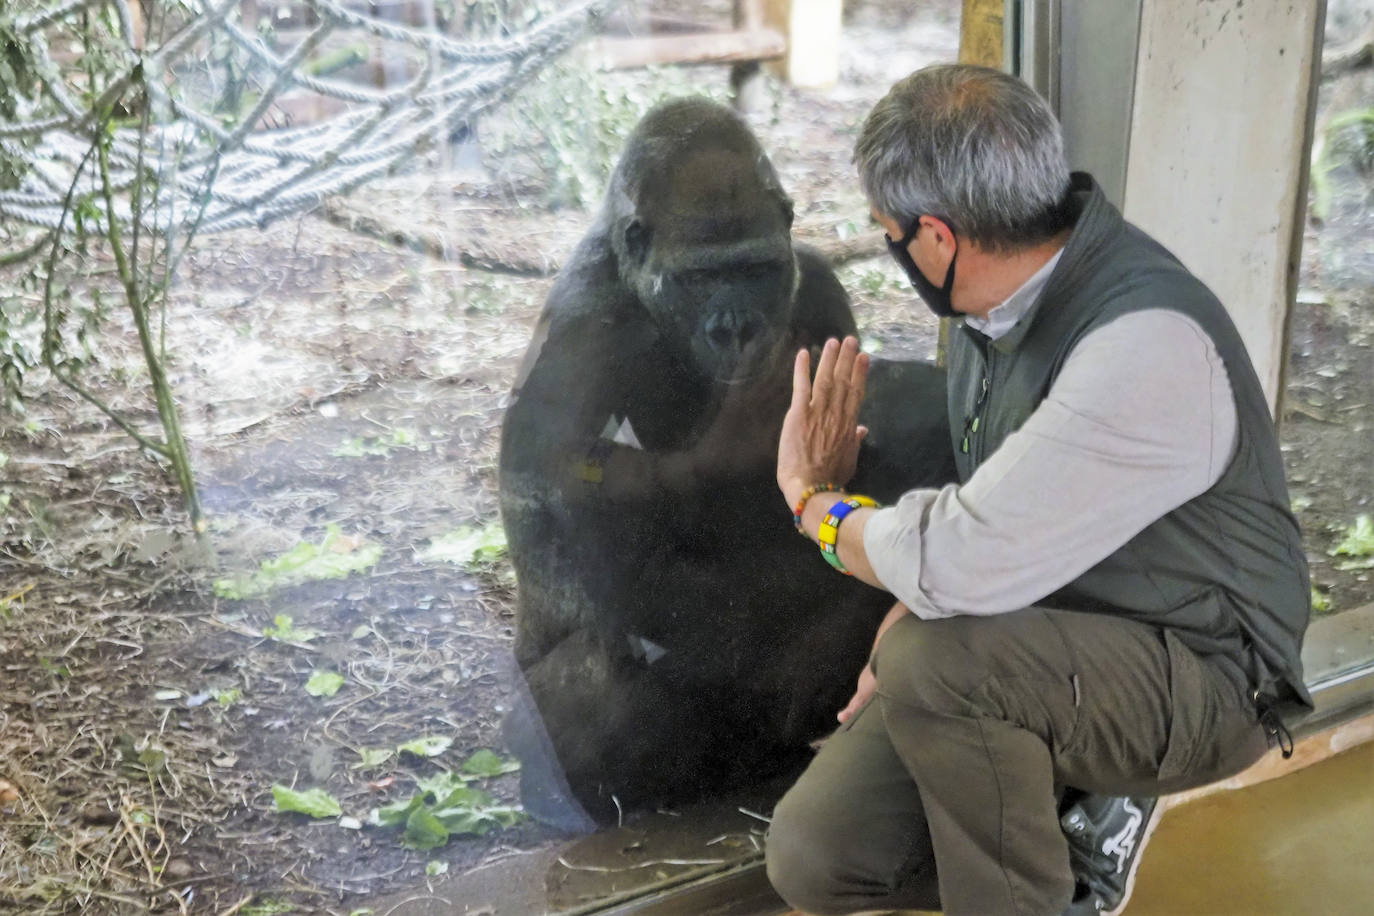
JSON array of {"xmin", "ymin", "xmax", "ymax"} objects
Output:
[{"xmin": 498, "ymin": 98, "xmax": 954, "ymax": 825}]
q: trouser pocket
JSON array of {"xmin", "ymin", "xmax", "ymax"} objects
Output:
[{"xmin": 1156, "ymin": 630, "xmax": 1267, "ymax": 790}]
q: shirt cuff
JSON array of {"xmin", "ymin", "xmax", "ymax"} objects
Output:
[{"xmin": 862, "ymin": 495, "xmax": 950, "ymax": 620}]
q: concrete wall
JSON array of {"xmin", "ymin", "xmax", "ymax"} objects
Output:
[{"xmin": 1122, "ymin": 0, "xmax": 1325, "ymax": 411}]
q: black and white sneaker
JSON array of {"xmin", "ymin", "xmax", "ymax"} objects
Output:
[{"xmin": 1060, "ymin": 794, "xmax": 1163, "ymax": 915}]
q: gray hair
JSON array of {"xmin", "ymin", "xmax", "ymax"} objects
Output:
[{"xmin": 854, "ymin": 64, "xmax": 1071, "ymax": 251}]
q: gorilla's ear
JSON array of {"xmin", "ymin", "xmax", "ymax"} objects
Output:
[
  {"xmin": 621, "ymin": 219, "xmax": 651, "ymax": 266},
  {"xmin": 780, "ymin": 194, "xmax": 795, "ymax": 228}
]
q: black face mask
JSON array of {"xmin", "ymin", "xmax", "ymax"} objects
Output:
[{"xmin": 886, "ymin": 216, "xmax": 959, "ymax": 318}]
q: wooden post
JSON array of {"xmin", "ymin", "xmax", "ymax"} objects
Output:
[
  {"xmin": 937, "ymin": 0, "xmax": 1006, "ymax": 366},
  {"xmin": 959, "ymin": 0, "xmax": 1005, "ymax": 69},
  {"xmin": 762, "ymin": 0, "xmax": 843, "ymax": 88}
]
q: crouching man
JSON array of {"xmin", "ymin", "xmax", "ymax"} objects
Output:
[{"xmin": 767, "ymin": 64, "xmax": 1311, "ymax": 916}]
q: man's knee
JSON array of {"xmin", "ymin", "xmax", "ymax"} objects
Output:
[
  {"xmin": 765, "ymin": 790, "xmax": 862, "ymax": 915},
  {"xmin": 872, "ymin": 613, "xmax": 988, "ymax": 717}
]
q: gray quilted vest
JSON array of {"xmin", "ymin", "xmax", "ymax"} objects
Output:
[{"xmin": 947, "ymin": 173, "xmax": 1312, "ymax": 707}]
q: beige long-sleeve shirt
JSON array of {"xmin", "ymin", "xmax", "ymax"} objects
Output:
[{"xmin": 862, "ymin": 260, "xmax": 1238, "ymax": 620}]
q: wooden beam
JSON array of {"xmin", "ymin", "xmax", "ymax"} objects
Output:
[
  {"xmin": 762, "ymin": 0, "xmax": 844, "ymax": 88},
  {"xmin": 588, "ymin": 28, "xmax": 785, "ymax": 70},
  {"xmin": 958, "ymin": 0, "xmax": 1005, "ymax": 68}
]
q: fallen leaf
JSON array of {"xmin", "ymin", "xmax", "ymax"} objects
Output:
[
  {"xmin": 271, "ymin": 784, "xmax": 342, "ymax": 818},
  {"xmin": 398, "ymin": 735, "xmax": 452, "ymax": 758},
  {"xmin": 305, "ymin": 669, "xmax": 345, "ymax": 698}
]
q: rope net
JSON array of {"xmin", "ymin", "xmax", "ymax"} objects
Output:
[{"xmin": 0, "ymin": 0, "xmax": 614, "ymax": 236}]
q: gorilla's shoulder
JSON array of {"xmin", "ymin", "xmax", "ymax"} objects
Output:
[
  {"xmin": 538, "ymin": 231, "xmax": 648, "ymax": 340},
  {"xmin": 791, "ymin": 242, "xmax": 857, "ymax": 345}
]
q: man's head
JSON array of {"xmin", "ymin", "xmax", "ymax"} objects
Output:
[{"xmin": 854, "ymin": 64, "xmax": 1072, "ymax": 253}]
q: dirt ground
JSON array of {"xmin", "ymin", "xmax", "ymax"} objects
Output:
[{"xmin": 1, "ymin": 1, "xmax": 1371, "ymax": 913}]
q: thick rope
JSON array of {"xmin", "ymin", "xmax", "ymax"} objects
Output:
[{"xmin": 1, "ymin": 0, "xmax": 616, "ymax": 237}]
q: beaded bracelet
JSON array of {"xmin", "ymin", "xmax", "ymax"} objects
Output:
[
  {"xmin": 817, "ymin": 495, "xmax": 879, "ymax": 575},
  {"xmin": 792, "ymin": 483, "xmax": 840, "ymax": 533}
]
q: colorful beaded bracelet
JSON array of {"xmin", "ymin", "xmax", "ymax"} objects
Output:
[
  {"xmin": 792, "ymin": 483, "xmax": 839, "ymax": 532},
  {"xmin": 817, "ymin": 495, "xmax": 879, "ymax": 574}
]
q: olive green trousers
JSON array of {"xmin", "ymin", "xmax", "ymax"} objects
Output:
[{"xmin": 765, "ymin": 608, "xmax": 1270, "ymax": 916}]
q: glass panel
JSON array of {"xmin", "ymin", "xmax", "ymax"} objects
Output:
[
  {"xmin": 0, "ymin": 0, "xmax": 960, "ymax": 913},
  {"xmin": 1288, "ymin": 3, "xmax": 1374, "ymax": 685}
]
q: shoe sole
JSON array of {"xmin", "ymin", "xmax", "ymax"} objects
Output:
[{"xmin": 1105, "ymin": 798, "xmax": 1168, "ymax": 916}]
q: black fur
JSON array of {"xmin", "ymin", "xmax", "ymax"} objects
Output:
[{"xmin": 498, "ymin": 98, "xmax": 955, "ymax": 823}]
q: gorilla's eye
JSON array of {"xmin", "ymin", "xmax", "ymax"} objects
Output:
[
  {"xmin": 672, "ymin": 268, "xmax": 717, "ymax": 288},
  {"xmin": 736, "ymin": 262, "xmax": 780, "ymax": 280}
]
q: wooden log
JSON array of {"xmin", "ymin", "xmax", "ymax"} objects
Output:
[{"xmin": 588, "ymin": 28, "xmax": 785, "ymax": 70}]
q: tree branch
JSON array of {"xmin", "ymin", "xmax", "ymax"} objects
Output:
[{"xmin": 1323, "ymin": 26, "xmax": 1374, "ymax": 81}]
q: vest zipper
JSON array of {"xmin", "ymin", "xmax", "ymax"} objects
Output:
[
  {"xmin": 962, "ymin": 356, "xmax": 993, "ymax": 461},
  {"xmin": 977, "ymin": 351, "xmax": 997, "ymax": 464}
]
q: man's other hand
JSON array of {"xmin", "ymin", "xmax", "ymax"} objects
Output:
[{"xmin": 838, "ymin": 601, "xmax": 911, "ymax": 723}]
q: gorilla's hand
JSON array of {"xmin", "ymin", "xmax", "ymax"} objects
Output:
[
  {"xmin": 777, "ymin": 336, "xmax": 870, "ymax": 505},
  {"xmin": 837, "ymin": 601, "xmax": 910, "ymax": 724}
]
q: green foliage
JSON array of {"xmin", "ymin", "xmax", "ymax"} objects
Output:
[
  {"xmin": 368, "ymin": 761, "xmax": 526, "ymax": 850},
  {"xmin": 241, "ymin": 898, "xmax": 298, "ymax": 916},
  {"xmin": 418, "ymin": 523, "xmax": 508, "ymax": 569},
  {"xmin": 488, "ymin": 60, "xmax": 731, "ymax": 208},
  {"xmin": 330, "ymin": 427, "xmax": 422, "ymax": 458},
  {"xmin": 213, "ymin": 525, "xmax": 383, "ymax": 599},
  {"xmin": 1310, "ymin": 586, "xmax": 1332, "ymax": 615},
  {"xmin": 260, "ymin": 614, "xmax": 322, "ymax": 644},
  {"xmin": 1, "ymin": 6, "xmax": 215, "ymax": 529},
  {"xmin": 1331, "ymin": 514, "xmax": 1374, "ymax": 570},
  {"xmin": 351, "ymin": 747, "xmax": 394, "ymax": 770},
  {"xmin": 397, "ymin": 735, "xmax": 453, "ymax": 758},
  {"xmin": 271, "ymin": 784, "xmax": 343, "ymax": 819},
  {"xmin": 0, "ymin": 12, "xmax": 45, "ymax": 191},
  {"xmin": 461, "ymin": 749, "xmax": 520, "ymax": 778},
  {"xmin": 304, "ymin": 669, "xmax": 346, "ymax": 698},
  {"xmin": 1311, "ymin": 108, "xmax": 1374, "ymax": 222},
  {"xmin": 213, "ymin": 687, "xmax": 243, "ymax": 707}
]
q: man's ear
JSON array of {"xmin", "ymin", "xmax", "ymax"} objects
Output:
[{"xmin": 922, "ymin": 215, "xmax": 955, "ymax": 251}]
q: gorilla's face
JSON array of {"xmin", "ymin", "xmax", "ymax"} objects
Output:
[
  {"xmin": 633, "ymin": 233, "xmax": 798, "ymax": 386},
  {"xmin": 610, "ymin": 115, "xmax": 800, "ymax": 385}
]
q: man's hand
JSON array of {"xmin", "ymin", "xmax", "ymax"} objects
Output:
[
  {"xmin": 777, "ymin": 336, "xmax": 870, "ymax": 505},
  {"xmin": 837, "ymin": 602, "xmax": 910, "ymax": 724},
  {"xmin": 837, "ymin": 663, "xmax": 877, "ymax": 724}
]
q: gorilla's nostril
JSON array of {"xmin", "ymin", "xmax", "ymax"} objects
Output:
[{"xmin": 705, "ymin": 312, "xmax": 762, "ymax": 353}]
